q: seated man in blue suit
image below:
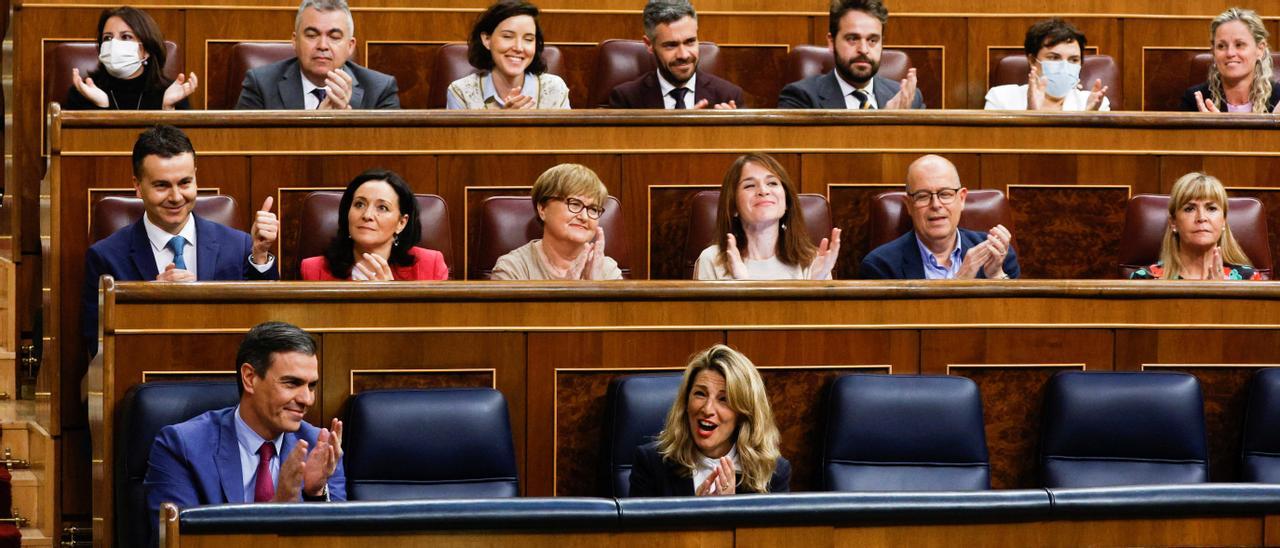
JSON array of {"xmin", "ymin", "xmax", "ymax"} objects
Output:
[
  {"xmin": 145, "ymin": 321, "xmax": 345, "ymax": 545},
  {"xmin": 778, "ymin": 0, "xmax": 924, "ymax": 110},
  {"xmin": 82, "ymin": 125, "xmax": 279, "ymax": 356},
  {"xmin": 861, "ymin": 155, "xmax": 1020, "ymax": 280},
  {"xmin": 236, "ymin": 0, "xmax": 399, "ymax": 109}
]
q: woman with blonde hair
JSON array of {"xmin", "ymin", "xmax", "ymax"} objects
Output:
[
  {"xmin": 629, "ymin": 344, "xmax": 790, "ymax": 496},
  {"xmin": 1183, "ymin": 7, "xmax": 1280, "ymax": 113},
  {"xmin": 1131, "ymin": 172, "xmax": 1262, "ymax": 280},
  {"xmin": 694, "ymin": 153, "xmax": 840, "ymax": 280}
]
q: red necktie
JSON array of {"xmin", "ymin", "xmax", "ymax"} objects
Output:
[{"xmin": 253, "ymin": 441, "xmax": 276, "ymax": 502}]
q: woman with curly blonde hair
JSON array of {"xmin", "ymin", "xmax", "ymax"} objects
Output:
[
  {"xmin": 1183, "ymin": 7, "xmax": 1280, "ymax": 113},
  {"xmin": 629, "ymin": 344, "xmax": 789, "ymax": 496}
]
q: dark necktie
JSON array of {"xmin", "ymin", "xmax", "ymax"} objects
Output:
[
  {"xmin": 670, "ymin": 87, "xmax": 690, "ymax": 109},
  {"xmin": 253, "ymin": 441, "xmax": 276, "ymax": 502},
  {"xmin": 851, "ymin": 89, "xmax": 872, "ymax": 110},
  {"xmin": 166, "ymin": 235, "xmax": 187, "ymax": 271},
  {"xmin": 310, "ymin": 87, "xmax": 327, "ymax": 108}
]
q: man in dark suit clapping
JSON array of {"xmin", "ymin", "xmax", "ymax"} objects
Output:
[{"xmin": 608, "ymin": 0, "xmax": 744, "ymax": 109}]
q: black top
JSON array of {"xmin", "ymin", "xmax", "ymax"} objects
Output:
[
  {"xmin": 628, "ymin": 441, "xmax": 791, "ymax": 497},
  {"xmin": 1180, "ymin": 81, "xmax": 1280, "ymax": 112},
  {"xmin": 64, "ymin": 70, "xmax": 189, "ymax": 110}
]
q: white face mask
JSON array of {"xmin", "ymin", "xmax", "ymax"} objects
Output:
[
  {"xmin": 1039, "ymin": 59, "xmax": 1081, "ymax": 99},
  {"xmin": 98, "ymin": 40, "xmax": 145, "ymax": 79}
]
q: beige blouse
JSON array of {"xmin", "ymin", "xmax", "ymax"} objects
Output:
[
  {"xmin": 446, "ymin": 72, "xmax": 570, "ymax": 110},
  {"xmin": 490, "ymin": 240, "xmax": 622, "ymax": 280}
]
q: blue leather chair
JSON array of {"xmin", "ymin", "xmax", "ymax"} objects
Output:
[
  {"xmin": 602, "ymin": 373, "xmax": 682, "ymax": 497},
  {"xmin": 344, "ymin": 388, "xmax": 518, "ymax": 499},
  {"xmin": 1243, "ymin": 368, "xmax": 1280, "ymax": 482},
  {"xmin": 1040, "ymin": 371, "xmax": 1208, "ymax": 488},
  {"xmin": 821, "ymin": 374, "xmax": 990, "ymax": 491},
  {"xmin": 116, "ymin": 380, "xmax": 239, "ymax": 548}
]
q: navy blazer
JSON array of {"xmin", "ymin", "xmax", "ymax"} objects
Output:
[
  {"xmin": 778, "ymin": 71, "xmax": 925, "ymax": 109},
  {"xmin": 144, "ymin": 406, "xmax": 347, "ymax": 546},
  {"xmin": 628, "ymin": 441, "xmax": 791, "ymax": 497},
  {"xmin": 1180, "ymin": 81, "xmax": 1280, "ymax": 112},
  {"xmin": 860, "ymin": 228, "xmax": 1021, "ymax": 280},
  {"xmin": 608, "ymin": 71, "xmax": 745, "ymax": 108},
  {"xmin": 81, "ymin": 215, "xmax": 279, "ymax": 353},
  {"xmin": 236, "ymin": 58, "xmax": 400, "ymax": 109}
]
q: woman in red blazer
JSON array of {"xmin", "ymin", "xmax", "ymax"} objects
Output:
[{"xmin": 301, "ymin": 169, "xmax": 448, "ymax": 281}]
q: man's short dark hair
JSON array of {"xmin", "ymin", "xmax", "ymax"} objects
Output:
[
  {"xmin": 1024, "ymin": 18, "xmax": 1087, "ymax": 57},
  {"xmin": 235, "ymin": 321, "xmax": 317, "ymax": 397},
  {"xmin": 643, "ymin": 0, "xmax": 697, "ymax": 41},
  {"xmin": 467, "ymin": 0, "xmax": 547, "ymax": 75},
  {"xmin": 132, "ymin": 125, "xmax": 195, "ymax": 179},
  {"xmin": 829, "ymin": 0, "xmax": 888, "ymax": 37}
]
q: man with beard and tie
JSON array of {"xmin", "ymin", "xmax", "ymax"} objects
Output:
[
  {"xmin": 608, "ymin": 0, "xmax": 744, "ymax": 109},
  {"xmin": 778, "ymin": 0, "xmax": 924, "ymax": 109}
]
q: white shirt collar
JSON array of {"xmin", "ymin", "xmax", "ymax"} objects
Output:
[
  {"xmin": 692, "ymin": 445, "xmax": 739, "ymax": 494},
  {"xmin": 834, "ymin": 71, "xmax": 876, "ymax": 108},
  {"xmin": 142, "ymin": 212, "xmax": 196, "ymax": 254},
  {"xmin": 657, "ymin": 70, "xmax": 697, "ymax": 96}
]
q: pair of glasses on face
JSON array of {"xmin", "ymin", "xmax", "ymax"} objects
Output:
[
  {"xmin": 556, "ymin": 197, "xmax": 605, "ymax": 219},
  {"xmin": 908, "ymin": 188, "xmax": 962, "ymax": 207}
]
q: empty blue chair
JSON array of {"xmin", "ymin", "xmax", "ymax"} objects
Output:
[
  {"xmin": 117, "ymin": 380, "xmax": 239, "ymax": 548},
  {"xmin": 821, "ymin": 374, "xmax": 990, "ymax": 491},
  {"xmin": 344, "ymin": 388, "xmax": 518, "ymax": 499},
  {"xmin": 602, "ymin": 373, "xmax": 682, "ymax": 497},
  {"xmin": 1243, "ymin": 368, "xmax": 1280, "ymax": 482},
  {"xmin": 1040, "ymin": 371, "xmax": 1208, "ymax": 488}
]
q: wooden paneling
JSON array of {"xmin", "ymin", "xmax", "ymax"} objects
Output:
[
  {"xmin": 714, "ymin": 45, "xmax": 790, "ymax": 109},
  {"xmin": 648, "ymin": 184, "xmax": 716, "ymax": 280},
  {"xmin": 1005, "ymin": 184, "xmax": 1131, "ymax": 279}
]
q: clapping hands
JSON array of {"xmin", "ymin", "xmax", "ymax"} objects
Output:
[{"xmin": 957, "ymin": 224, "xmax": 1012, "ymax": 279}]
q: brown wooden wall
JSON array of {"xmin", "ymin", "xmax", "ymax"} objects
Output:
[{"xmin": 91, "ymin": 280, "xmax": 1280, "ymax": 548}]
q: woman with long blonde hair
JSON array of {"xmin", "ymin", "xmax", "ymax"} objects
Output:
[
  {"xmin": 1184, "ymin": 7, "xmax": 1280, "ymax": 113},
  {"xmin": 1130, "ymin": 172, "xmax": 1262, "ymax": 280},
  {"xmin": 628, "ymin": 345, "xmax": 789, "ymax": 496}
]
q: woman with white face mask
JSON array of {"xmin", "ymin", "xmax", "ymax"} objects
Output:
[
  {"xmin": 984, "ymin": 18, "xmax": 1109, "ymax": 111},
  {"xmin": 66, "ymin": 6, "xmax": 197, "ymax": 111}
]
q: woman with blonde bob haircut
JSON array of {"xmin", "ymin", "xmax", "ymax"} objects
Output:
[
  {"xmin": 629, "ymin": 344, "xmax": 790, "ymax": 496},
  {"xmin": 1131, "ymin": 172, "xmax": 1262, "ymax": 280},
  {"xmin": 490, "ymin": 163, "xmax": 621, "ymax": 280},
  {"xmin": 694, "ymin": 153, "xmax": 840, "ymax": 280},
  {"xmin": 1183, "ymin": 7, "xmax": 1280, "ymax": 113}
]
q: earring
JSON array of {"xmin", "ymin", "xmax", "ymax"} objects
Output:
[
  {"xmin": 393, "ymin": 232, "xmax": 401, "ymax": 247},
  {"xmin": 780, "ymin": 223, "xmax": 787, "ymax": 230}
]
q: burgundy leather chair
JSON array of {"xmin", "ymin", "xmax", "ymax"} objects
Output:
[
  {"xmin": 682, "ymin": 190, "xmax": 832, "ymax": 279},
  {"xmin": 989, "ymin": 54, "xmax": 1121, "ymax": 107},
  {"xmin": 1117, "ymin": 194, "xmax": 1272, "ymax": 278},
  {"xmin": 783, "ymin": 45, "xmax": 911, "ymax": 88},
  {"xmin": 471, "ymin": 195, "xmax": 628, "ymax": 279},
  {"xmin": 89, "ymin": 195, "xmax": 241, "ymax": 244},
  {"xmin": 588, "ymin": 39, "xmax": 722, "ymax": 109},
  {"xmin": 868, "ymin": 190, "xmax": 1014, "ymax": 252},
  {"xmin": 426, "ymin": 42, "xmax": 565, "ymax": 109},
  {"xmin": 297, "ymin": 191, "xmax": 455, "ymax": 279},
  {"xmin": 47, "ymin": 41, "xmax": 181, "ymax": 107},
  {"xmin": 222, "ymin": 42, "xmax": 295, "ymax": 109}
]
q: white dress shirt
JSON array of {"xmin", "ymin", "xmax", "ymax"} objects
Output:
[
  {"xmin": 143, "ymin": 213, "xmax": 198, "ymax": 276},
  {"xmin": 657, "ymin": 71, "xmax": 698, "ymax": 109},
  {"xmin": 301, "ymin": 69, "xmax": 324, "ymax": 110},
  {"xmin": 835, "ymin": 72, "xmax": 877, "ymax": 109},
  {"xmin": 984, "ymin": 84, "xmax": 1110, "ymax": 111},
  {"xmin": 692, "ymin": 446, "xmax": 739, "ymax": 494}
]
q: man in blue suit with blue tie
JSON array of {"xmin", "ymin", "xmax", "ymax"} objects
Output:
[
  {"xmin": 81, "ymin": 125, "xmax": 280, "ymax": 355},
  {"xmin": 144, "ymin": 321, "xmax": 345, "ymax": 545},
  {"xmin": 860, "ymin": 155, "xmax": 1020, "ymax": 280}
]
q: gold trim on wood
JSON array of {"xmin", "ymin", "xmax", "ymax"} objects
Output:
[
  {"xmin": 348, "ymin": 367, "xmax": 498, "ymax": 393},
  {"xmin": 945, "ymin": 363, "xmax": 1086, "ymax": 375},
  {"xmin": 1141, "ymin": 363, "xmax": 1280, "ymax": 370}
]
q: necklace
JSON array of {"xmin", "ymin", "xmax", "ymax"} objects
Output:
[{"xmin": 108, "ymin": 89, "xmax": 145, "ymax": 110}]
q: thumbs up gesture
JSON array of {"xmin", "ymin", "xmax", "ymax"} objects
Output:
[{"xmin": 251, "ymin": 197, "xmax": 278, "ymax": 265}]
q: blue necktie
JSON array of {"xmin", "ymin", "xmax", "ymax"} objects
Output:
[
  {"xmin": 670, "ymin": 87, "xmax": 689, "ymax": 109},
  {"xmin": 311, "ymin": 88, "xmax": 327, "ymax": 108},
  {"xmin": 167, "ymin": 235, "xmax": 188, "ymax": 270}
]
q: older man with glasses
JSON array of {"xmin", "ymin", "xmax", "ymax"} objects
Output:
[{"xmin": 859, "ymin": 155, "xmax": 1019, "ymax": 280}]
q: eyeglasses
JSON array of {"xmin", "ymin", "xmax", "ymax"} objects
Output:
[
  {"xmin": 556, "ymin": 197, "xmax": 605, "ymax": 219},
  {"xmin": 908, "ymin": 188, "xmax": 962, "ymax": 207}
]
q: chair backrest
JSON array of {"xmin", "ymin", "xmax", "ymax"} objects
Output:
[
  {"xmin": 471, "ymin": 195, "xmax": 629, "ymax": 279},
  {"xmin": 115, "ymin": 380, "xmax": 239, "ymax": 548},
  {"xmin": 89, "ymin": 195, "xmax": 242, "ymax": 244},
  {"xmin": 223, "ymin": 42, "xmax": 296, "ymax": 109},
  {"xmin": 297, "ymin": 191, "xmax": 455, "ymax": 278},
  {"xmin": 989, "ymin": 54, "xmax": 1121, "ymax": 107},
  {"xmin": 426, "ymin": 42, "xmax": 566, "ymax": 108},
  {"xmin": 821, "ymin": 374, "xmax": 989, "ymax": 491},
  {"xmin": 682, "ymin": 190, "xmax": 832, "ymax": 279},
  {"xmin": 344, "ymin": 388, "xmax": 518, "ymax": 500},
  {"xmin": 1243, "ymin": 368, "xmax": 1280, "ymax": 483},
  {"xmin": 783, "ymin": 45, "xmax": 911, "ymax": 88},
  {"xmin": 601, "ymin": 373, "xmax": 682, "ymax": 497},
  {"xmin": 868, "ymin": 189, "xmax": 1014, "ymax": 251},
  {"xmin": 47, "ymin": 41, "xmax": 181, "ymax": 107},
  {"xmin": 588, "ymin": 39, "xmax": 723, "ymax": 108},
  {"xmin": 1040, "ymin": 371, "xmax": 1208, "ymax": 488},
  {"xmin": 1117, "ymin": 194, "xmax": 1272, "ymax": 278}
]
